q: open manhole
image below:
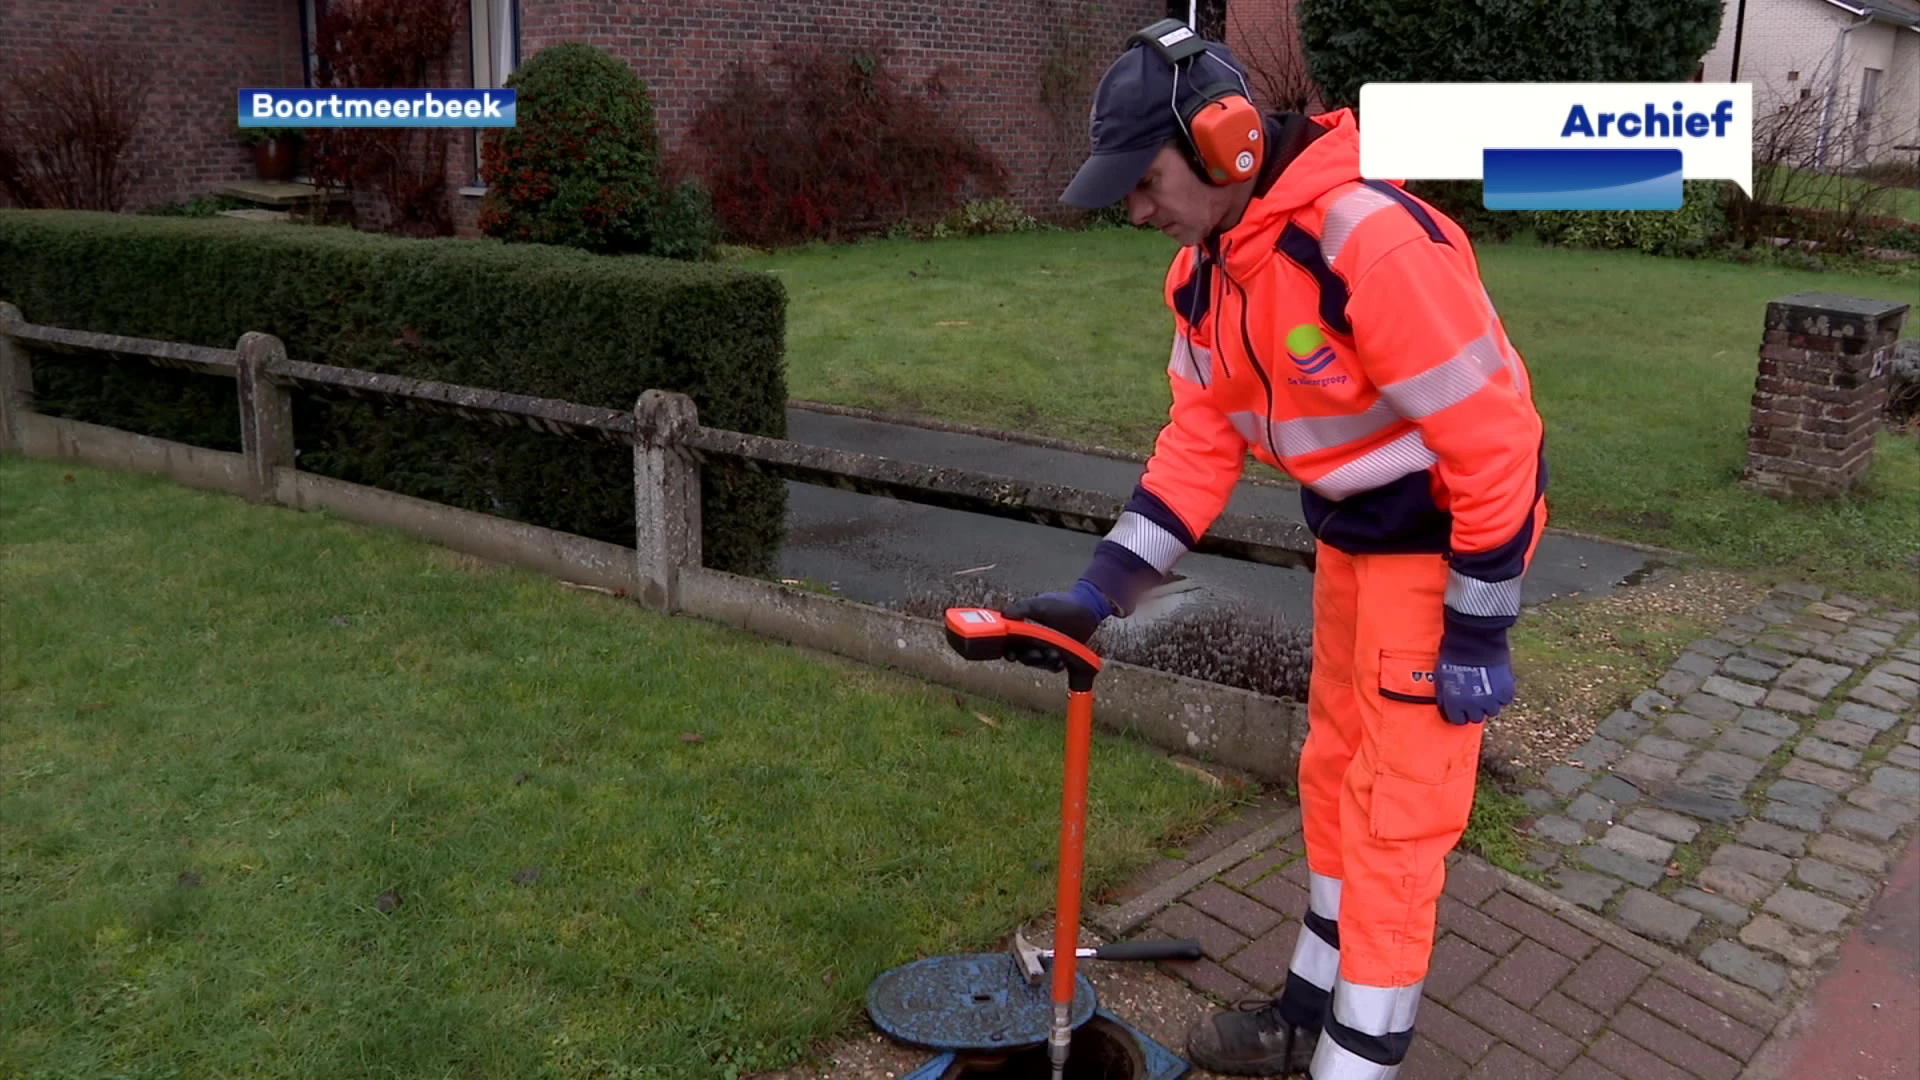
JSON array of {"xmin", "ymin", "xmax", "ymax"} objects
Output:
[
  {"xmin": 932, "ymin": 1015, "xmax": 1148, "ymax": 1080},
  {"xmin": 870, "ymin": 954, "xmax": 1189, "ymax": 1080}
]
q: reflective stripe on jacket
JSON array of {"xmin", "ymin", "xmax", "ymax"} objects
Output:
[{"xmin": 1084, "ymin": 108, "xmax": 1547, "ymax": 646}]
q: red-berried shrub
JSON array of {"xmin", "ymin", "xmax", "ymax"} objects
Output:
[
  {"xmin": 477, "ymin": 42, "xmax": 718, "ymax": 260},
  {"xmin": 687, "ymin": 40, "xmax": 1008, "ymax": 246}
]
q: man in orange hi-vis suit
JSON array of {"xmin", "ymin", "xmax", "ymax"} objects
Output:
[{"xmin": 1001, "ymin": 20, "xmax": 1549, "ymax": 1080}]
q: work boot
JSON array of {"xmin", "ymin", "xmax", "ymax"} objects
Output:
[{"xmin": 1184, "ymin": 998, "xmax": 1319, "ymax": 1076}]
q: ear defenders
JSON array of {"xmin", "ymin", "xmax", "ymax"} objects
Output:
[{"xmin": 1128, "ymin": 18, "xmax": 1264, "ymax": 185}]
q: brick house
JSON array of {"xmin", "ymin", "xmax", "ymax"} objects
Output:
[
  {"xmin": 1698, "ymin": 0, "xmax": 1920, "ymax": 169},
  {"xmin": 1, "ymin": 0, "xmax": 307, "ymax": 213},
  {"xmin": 1, "ymin": 0, "xmax": 1183, "ymax": 234},
  {"xmin": 1221, "ymin": 0, "xmax": 1326, "ymax": 115}
]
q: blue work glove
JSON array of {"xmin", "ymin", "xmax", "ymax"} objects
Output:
[
  {"xmin": 1436, "ymin": 626, "xmax": 1515, "ymax": 725},
  {"xmin": 1000, "ymin": 579, "xmax": 1112, "ymax": 671}
]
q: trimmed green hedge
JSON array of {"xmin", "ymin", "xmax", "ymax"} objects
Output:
[
  {"xmin": 1402, "ymin": 179, "xmax": 1734, "ymax": 258},
  {"xmin": 1526, "ymin": 180, "xmax": 1732, "ymax": 257},
  {"xmin": 0, "ymin": 211, "xmax": 788, "ymax": 576}
]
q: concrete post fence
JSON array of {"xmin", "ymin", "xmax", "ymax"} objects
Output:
[
  {"xmin": 633, "ymin": 389, "xmax": 703, "ymax": 611},
  {"xmin": 236, "ymin": 331, "xmax": 295, "ymax": 502},
  {"xmin": 0, "ymin": 302, "xmax": 1307, "ymax": 782}
]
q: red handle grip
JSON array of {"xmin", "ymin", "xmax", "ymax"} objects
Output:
[{"xmin": 943, "ymin": 607, "xmax": 1102, "ymax": 688}]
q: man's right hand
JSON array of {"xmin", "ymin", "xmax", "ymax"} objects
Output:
[{"xmin": 1001, "ymin": 579, "xmax": 1113, "ymax": 671}]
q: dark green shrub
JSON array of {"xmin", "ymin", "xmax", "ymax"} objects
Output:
[
  {"xmin": 0, "ymin": 211, "xmax": 787, "ymax": 576},
  {"xmin": 1888, "ymin": 341, "xmax": 1919, "ymax": 427},
  {"xmin": 1403, "ymin": 180, "xmax": 1529, "ymax": 244},
  {"xmin": 647, "ymin": 178, "xmax": 722, "ymax": 261},
  {"xmin": 1746, "ymin": 202, "xmax": 1920, "ymax": 257},
  {"xmin": 938, "ymin": 197, "xmax": 1041, "ymax": 237},
  {"xmin": 478, "ymin": 42, "xmax": 717, "ymax": 259},
  {"xmin": 1526, "ymin": 180, "xmax": 1731, "ymax": 257},
  {"xmin": 138, "ymin": 194, "xmax": 254, "ymax": 217},
  {"xmin": 1298, "ymin": 0, "xmax": 1724, "ymax": 110}
]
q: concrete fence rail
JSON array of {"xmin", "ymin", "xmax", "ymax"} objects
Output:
[{"xmin": 0, "ymin": 302, "xmax": 1308, "ymax": 782}]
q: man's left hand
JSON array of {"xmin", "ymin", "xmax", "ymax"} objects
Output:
[{"xmin": 1436, "ymin": 661, "xmax": 1514, "ymax": 725}]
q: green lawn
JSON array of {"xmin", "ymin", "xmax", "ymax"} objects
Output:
[
  {"xmin": 0, "ymin": 456, "xmax": 1226, "ymax": 1079},
  {"xmin": 747, "ymin": 230, "xmax": 1920, "ymax": 601},
  {"xmin": 1765, "ymin": 163, "xmax": 1920, "ymax": 222}
]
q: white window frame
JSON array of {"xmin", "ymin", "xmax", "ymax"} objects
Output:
[{"xmin": 464, "ymin": 0, "xmax": 520, "ymax": 192}]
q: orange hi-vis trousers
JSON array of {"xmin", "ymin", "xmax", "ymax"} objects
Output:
[{"xmin": 1279, "ymin": 543, "xmax": 1488, "ymax": 1079}]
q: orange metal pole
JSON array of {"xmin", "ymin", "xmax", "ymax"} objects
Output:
[{"xmin": 1051, "ymin": 687, "xmax": 1095, "ymax": 1013}]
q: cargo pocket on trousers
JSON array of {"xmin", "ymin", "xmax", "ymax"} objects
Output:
[{"xmin": 1369, "ymin": 648, "xmax": 1479, "ymax": 843}]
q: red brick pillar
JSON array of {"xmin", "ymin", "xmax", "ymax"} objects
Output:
[{"xmin": 1743, "ymin": 293, "xmax": 1910, "ymax": 498}]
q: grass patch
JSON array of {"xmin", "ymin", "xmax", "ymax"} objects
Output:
[
  {"xmin": 1667, "ymin": 841, "xmax": 1706, "ymax": 882},
  {"xmin": 747, "ymin": 232, "xmax": 1920, "ymax": 602},
  {"xmin": 0, "ymin": 456, "xmax": 1229, "ymax": 1079},
  {"xmin": 750, "ymin": 230, "xmax": 1179, "ymax": 452},
  {"xmin": 1491, "ymin": 569, "xmax": 1770, "ymax": 775},
  {"xmin": 1463, "ymin": 781, "xmax": 1539, "ymax": 878}
]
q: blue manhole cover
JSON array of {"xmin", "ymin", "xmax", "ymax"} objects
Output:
[{"xmin": 866, "ymin": 952, "xmax": 1098, "ymax": 1051}]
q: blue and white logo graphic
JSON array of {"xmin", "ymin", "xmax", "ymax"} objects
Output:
[
  {"xmin": 1358, "ymin": 84, "xmax": 1751, "ymax": 211},
  {"xmin": 239, "ymin": 88, "xmax": 516, "ymax": 128}
]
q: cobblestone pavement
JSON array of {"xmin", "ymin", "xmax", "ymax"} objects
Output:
[
  {"xmin": 1088, "ymin": 803, "xmax": 1794, "ymax": 1080},
  {"xmin": 1501, "ymin": 584, "xmax": 1920, "ymax": 999},
  {"xmin": 1067, "ymin": 581, "xmax": 1920, "ymax": 1078},
  {"xmin": 811, "ymin": 582, "xmax": 1917, "ymax": 1079}
]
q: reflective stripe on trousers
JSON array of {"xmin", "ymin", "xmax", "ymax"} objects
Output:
[
  {"xmin": 1278, "ymin": 873, "xmax": 1423, "ymax": 1078},
  {"xmin": 1286, "ymin": 541, "xmax": 1478, "ymax": 1076},
  {"xmin": 1309, "ymin": 979, "xmax": 1424, "ymax": 1079},
  {"xmin": 1278, "ymin": 871, "xmax": 1342, "ymax": 1030}
]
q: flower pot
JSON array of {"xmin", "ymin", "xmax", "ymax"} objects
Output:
[{"xmin": 252, "ymin": 139, "xmax": 295, "ymax": 182}]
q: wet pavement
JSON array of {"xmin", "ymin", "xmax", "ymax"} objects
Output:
[{"xmin": 774, "ymin": 406, "xmax": 1660, "ymax": 629}]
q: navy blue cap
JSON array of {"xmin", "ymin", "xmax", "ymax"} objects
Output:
[{"xmin": 1060, "ymin": 30, "xmax": 1252, "ymax": 209}]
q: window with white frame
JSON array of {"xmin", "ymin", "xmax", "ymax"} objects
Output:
[
  {"xmin": 298, "ymin": 0, "xmax": 517, "ymax": 187},
  {"xmin": 469, "ymin": 0, "xmax": 519, "ymax": 185}
]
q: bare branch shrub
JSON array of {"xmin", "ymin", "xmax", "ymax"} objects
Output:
[{"xmin": 0, "ymin": 42, "xmax": 156, "ymax": 211}]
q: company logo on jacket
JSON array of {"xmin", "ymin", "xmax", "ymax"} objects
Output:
[{"xmin": 1286, "ymin": 324, "xmax": 1346, "ymax": 386}]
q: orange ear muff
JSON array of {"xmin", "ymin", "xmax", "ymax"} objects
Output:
[{"xmin": 1187, "ymin": 91, "xmax": 1264, "ymax": 184}]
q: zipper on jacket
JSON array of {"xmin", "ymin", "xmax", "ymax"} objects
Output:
[
  {"xmin": 1197, "ymin": 241, "xmax": 1230, "ymax": 380},
  {"xmin": 1218, "ymin": 239, "xmax": 1278, "ymax": 461}
]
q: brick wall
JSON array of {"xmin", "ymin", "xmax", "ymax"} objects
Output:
[
  {"xmin": 5, "ymin": 0, "xmax": 1181, "ymax": 228},
  {"xmin": 496, "ymin": 0, "xmax": 1165, "ymax": 223},
  {"xmin": 0, "ymin": 0, "xmax": 303, "ymax": 212},
  {"xmin": 1222, "ymin": 0, "xmax": 1325, "ymax": 114},
  {"xmin": 1744, "ymin": 293, "xmax": 1910, "ymax": 498}
]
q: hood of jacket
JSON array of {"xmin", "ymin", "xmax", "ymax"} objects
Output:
[{"xmin": 1209, "ymin": 107, "xmax": 1366, "ymax": 278}]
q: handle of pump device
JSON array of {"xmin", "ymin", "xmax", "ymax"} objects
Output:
[{"xmin": 942, "ymin": 607, "xmax": 1102, "ymax": 692}]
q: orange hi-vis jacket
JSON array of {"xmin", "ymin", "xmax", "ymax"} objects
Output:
[{"xmin": 1082, "ymin": 108, "xmax": 1547, "ymax": 661}]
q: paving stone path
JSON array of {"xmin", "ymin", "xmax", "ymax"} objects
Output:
[
  {"xmin": 1090, "ymin": 804, "xmax": 1793, "ymax": 1079},
  {"xmin": 1069, "ymin": 581, "xmax": 1919, "ymax": 1078},
  {"xmin": 1506, "ymin": 583, "xmax": 1920, "ymax": 999}
]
